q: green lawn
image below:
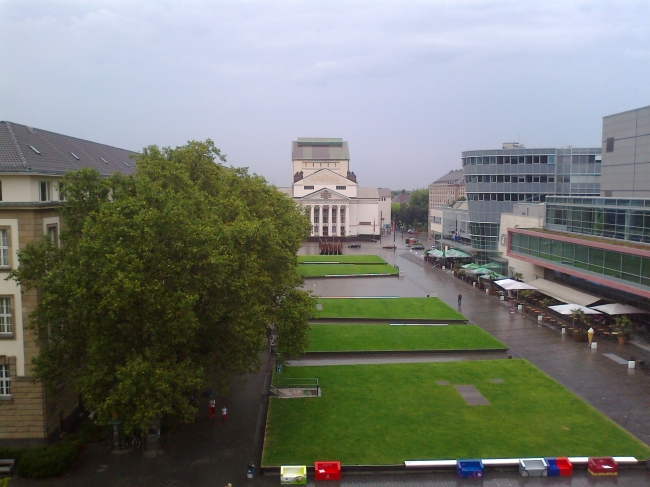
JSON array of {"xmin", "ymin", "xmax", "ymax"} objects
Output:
[
  {"xmin": 316, "ymin": 297, "xmax": 465, "ymax": 321},
  {"xmin": 298, "ymin": 255, "xmax": 387, "ymax": 264},
  {"xmin": 307, "ymin": 324, "xmax": 506, "ymax": 351},
  {"xmin": 299, "ymin": 264, "xmax": 398, "ymax": 278},
  {"xmin": 262, "ymin": 360, "xmax": 650, "ymax": 465}
]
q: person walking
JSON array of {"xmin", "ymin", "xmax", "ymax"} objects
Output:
[
  {"xmin": 221, "ymin": 405, "xmax": 228, "ymax": 422},
  {"xmin": 209, "ymin": 398, "xmax": 216, "ymax": 420},
  {"xmin": 458, "ymin": 294, "xmax": 462, "ymax": 306}
]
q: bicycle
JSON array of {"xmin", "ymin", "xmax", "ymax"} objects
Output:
[{"xmin": 125, "ymin": 435, "xmax": 142, "ymax": 449}]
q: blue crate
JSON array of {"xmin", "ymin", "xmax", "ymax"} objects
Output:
[
  {"xmin": 545, "ymin": 458, "xmax": 560, "ymax": 477},
  {"xmin": 457, "ymin": 459, "xmax": 484, "ymax": 478}
]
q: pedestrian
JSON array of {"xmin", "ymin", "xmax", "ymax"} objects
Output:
[
  {"xmin": 458, "ymin": 294, "xmax": 462, "ymax": 306},
  {"xmin": 221, "ymin": 405, "xmax": 228, "ymax": 422},
  {"xmin": 209, "ymin": 397, "xmax": 215, "ymax": 420}
]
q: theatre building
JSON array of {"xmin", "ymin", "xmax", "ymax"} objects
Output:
[{"xmin": 278, "ymin": 138, "xmax": 390, "ymax": 237}]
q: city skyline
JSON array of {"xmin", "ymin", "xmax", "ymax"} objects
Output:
[{"xmin": 1, "ymin": 0, "xmax": 649, "ymax": 189}]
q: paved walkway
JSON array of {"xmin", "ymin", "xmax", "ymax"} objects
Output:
[{"xmin": 11, "ymin": 239, "xmax": 650, "ymax": 486}]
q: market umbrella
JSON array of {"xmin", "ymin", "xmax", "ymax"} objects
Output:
[
  {"xmin": 480, "ymin": 272, "xmax": 507, "ymax": 280},
  {"xmin": 427, "ymin": 249, "xmax": 444, "ymax": 258},
  {"xmin": 548, "ymin": 304, "xmax": 602, "ymax": 315},
  {"xmin": 465, "ymin": 267, "xmax": 491, "ymax": 275},
  {"xmin": 590, "ymin": 303, "xmax": 649, "ymax": 315},
  {"xmin": 482, "ymin": 262, "xmax": 502, "ymax": 270},
  {"xmin": 462, "ymin": 263, "xmax": 481, "ymax": 269},
  {"xmin": 445, "ymin": 249, "xmax": 472, "ymax": 258},
  {"xmin": 494, "ymin": 279, "xmax": 537, "ymax": 291}
]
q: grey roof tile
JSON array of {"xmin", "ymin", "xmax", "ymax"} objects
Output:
[{"xmin": 0, "ymin": 121, "xmax": 137, "ymax": 176}]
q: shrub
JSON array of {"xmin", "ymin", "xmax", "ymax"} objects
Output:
[
  {"xmin": 0, "ymin": 446, "xmax": 25, "ymax": 463},
  {"xmin": 17, "ymin": 442, "xmax": 80, "ymax": 479}
]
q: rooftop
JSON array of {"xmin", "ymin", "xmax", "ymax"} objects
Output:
[
  {"xmin": 292, "ymin": 138, "xmax": 349, "ymax": 161},
  {"xmin": 0, "ymin": 121, "xmax": 136, "ymax": 176}
]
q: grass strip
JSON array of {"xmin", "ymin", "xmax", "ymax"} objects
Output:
[
  {"xmin": 299, "ymin": 264, "xmax": 398, "ymax": 278},
  {"xmin": 316, "ymin": 297, "xmax": 465, "ymax": 321},
  {"xmin": 307, "ymin": 324, "xmax": 505, "ymax": 351},
  {"xmin": 262, "ymin": 360, "xmax": 650, "ymax": 465},
  {"xmin": 298, "ymin": 255, "xmax": 386, "ymax": 264}
]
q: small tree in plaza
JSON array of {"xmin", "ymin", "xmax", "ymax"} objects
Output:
[{"xmin": 10, "ymin": 140, "xmax": 314, "ymax": 434}]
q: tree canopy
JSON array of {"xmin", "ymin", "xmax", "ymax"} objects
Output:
[
  {"xmin": 391, "ymin": 188, "xmax": 428, "ymax": 229},
  {"xmin": 11, "ymin": 140, "xmax": 314, "ymax": 433}
]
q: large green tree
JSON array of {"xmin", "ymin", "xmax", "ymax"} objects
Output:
[
  {"xmin": 11, "ymin": 140, "xmax": 314, "ymax": 433},
  {"xmin": 391, "ymin": 188, "xmax": 429, "ymax": 230}
]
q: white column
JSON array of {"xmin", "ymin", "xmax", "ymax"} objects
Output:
[
  {"xmin": 345, "ymin": 205, "xmax": 349, "ymax": 235},
  {"xmin": 328, "ymin": 206, "xmax": 332, "ymax": 236},
  {"xmin": 310, "ymin": 206, "xmax": 314, "ymax": 235},
  {"xmin": 318, "ymin": 206, "xmax": 323, "ymax": 236}
]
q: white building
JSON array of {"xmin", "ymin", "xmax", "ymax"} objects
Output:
[{"xmin": 279, "ymin": 138, "xmax": 390, "ymax": 237}]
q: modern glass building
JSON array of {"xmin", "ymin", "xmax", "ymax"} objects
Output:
[
  {"xmin": 546, "ymin": 196, "xmax": 650, "ymax": 243},
  {"xmin": 461, "ymin": 144, "xmax": 601, "ymax": 263}
]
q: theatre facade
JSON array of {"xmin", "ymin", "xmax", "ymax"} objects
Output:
[{"xmin": 278, "ymin": 138, "xmax": 390, "ymax": 237}]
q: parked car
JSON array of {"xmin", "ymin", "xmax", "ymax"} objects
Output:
[
  {"xmin": 348, "ymin": 243, "xmax": 361, "ymax": 248},
  {"xmin": 412, "ymin": 244, "xmax": 425, "ymax": 250}
]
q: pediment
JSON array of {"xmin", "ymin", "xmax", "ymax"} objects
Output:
[
  {"xmin": 301, "ymin": 188, "xmax": 349, "ymax": 201},
  {"xmin": 302, "ymin": 169, "xmax": 355, "ymax": 186}
]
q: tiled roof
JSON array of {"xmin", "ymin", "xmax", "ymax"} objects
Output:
[
  {"xmin": 377, "ymin": 188, "xmax": 391, "ymax": 197},
  {"xmin": 393, "ymin": 193, "xmax": 410, "ymax": 204},
  {"xmin": 429, "ymin": 169, "xmax": 465, "ymax": 185},
  {"xmin": 0, "ymin": 121, "xmax": 137, "ymax": 176},
  {"xmin": 292, "ymin": 138, "xmax": 350, "ymax": 161}
]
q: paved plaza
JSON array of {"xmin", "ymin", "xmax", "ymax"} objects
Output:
[{"xmin": 9, "ymin": 237, "xmax": 650, "ymax": 486}]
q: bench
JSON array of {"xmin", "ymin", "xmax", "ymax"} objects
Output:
[{"xmin": 0, "ymin": 459, "xmax": 16, "ymax": 475}]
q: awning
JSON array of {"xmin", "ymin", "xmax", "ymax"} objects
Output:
[
  {"xmin": 526, "ymin": 278, "xmax": 601, "ymax": 307},
  {"xmin": 590, "ymin": 303, "xmax": 649, "ymax": 315},
  {"xmin": 495, "ymin": 279, "xmax": 537, "ymax": 291}
]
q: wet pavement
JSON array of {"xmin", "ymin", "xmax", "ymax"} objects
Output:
[{"xmin": 10, "ymin": 236, "xmax": 650, "ymax": 486}]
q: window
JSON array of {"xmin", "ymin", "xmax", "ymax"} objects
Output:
[
  {"xmin": 336, "ymin": 186, "xmax": 346, "ymax": 190},
  {"xmin": 0, "ymin": 180, "xmax": 2, "ymax": 201},
  {"xmin": 47, "ymin": 225, "xmax": 59, "ymax": 247},
  {"xmin": 0, "ymin": 229, "xmax": 8, "ymax": 267},
  {"xmin": 0, "ymin": 364, "xmax": 9, "ymax": 396},
  {"xmin": 606, "ymin": 137, "xmax": 614, "ymax": 153},
  {"xmin": 304, "ymin": 186, "xmax": 314, "ymax": 190},
  {"xmin": 39, "ymin": 181, "xmax": 51, "ymax": 202},
  {"xmin": 0, "ymin": 298, "xmax": 11, "ymax": 335}
]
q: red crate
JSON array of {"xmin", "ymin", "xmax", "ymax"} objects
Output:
[
  {"xmin": 588, "ymin": 457, "xmax": 618, "ymax": 476},
  {"xmin": 556, "ymin": 457, "xmax": 573, "ymax": 476},
  {"xmin": 314, "ymin": 461, "xmax": 341, "ymax": 481}
]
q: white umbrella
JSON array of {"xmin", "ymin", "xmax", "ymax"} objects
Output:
[
  {"xmin": 494, "ymin": 279, "xmax": 537, "ymax": 291},
  {"xmin": 590, "ymin": 303, "xmax": 648, "ymax": 315},
  {"xmin": 548, "ymin": 304, "xmax": 602, "ymax": 315}
]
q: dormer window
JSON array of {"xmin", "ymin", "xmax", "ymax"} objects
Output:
[{"xmin": 304, "ymin": 185, "xmax": 314, "ymax": 190}]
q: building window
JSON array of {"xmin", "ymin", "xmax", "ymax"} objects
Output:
[
  {"xmin": 606, "ymin": 137, "xmax": 614, "ymax": 153},
  {"xmin": 0, "ymin": 298, "xmax": 11, "ymax": 335},
  {"xmin": 313, "ymin": 225, "xmax": 318, "ymax": 234},
  {"xmin": 304, "ymin": 186, "xmax": 314, "ymax": 190},
  {"xmin": 336, "ymin": 186, "xmax": 346, "ymax": 190},
  {"xmin": 47, "ymin": 225, "xmax": 59, "ymax": 247},
  {"xmin": 39, "ymin": 181, "xmax": 51, "ymax": 202},
  {"xmin": 0, "ymin": 364, "xmax": 10, "ymax": 396},
  {"xmin": 0, "ymin": 229, "xmax": 8, "ymax": 267},
  {"xmin": 0, "ymin": 181, "xmax": 2, "ymax": 201},
  {"xmin": 340, "ymin": 226, "xmax": 345, "ymax": 236},
  {"xmin": 332, "ymin": 226, "xmax": 337, "ymax": 234}
]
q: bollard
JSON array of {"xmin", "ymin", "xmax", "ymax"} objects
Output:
[
  {"xmin": 591, "ymin": 342, "xmax": 597, "ymax": 349},
  {"xmin": 561, "ymin": 327, "xmax": 566, "ymax": 334},
  {"xmin": 538, "ymin": 315, "xmax": 543, "ymax": 322},
  {"xmin": 628, "ymin": 360, "xmax": 635, "ymax": 369}
]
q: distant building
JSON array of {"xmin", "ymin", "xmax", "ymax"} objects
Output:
[
  {"xmin": 278, "ymin": 138, "xmax": 389, "ymax": 237},
  {"xmin": 0, "ymin": 121, "xmax": 136, "ymax": 445},
  {"xmin": 601, "ymin": 105, "xmax": 650, "ymax": 197},
  {"xmin": 428, "ymin": 169, "xmax": 465, "ymax": 209},
  {"xmin": 393, "ymin": 193, "xmax": 410, "ymax": 205}
]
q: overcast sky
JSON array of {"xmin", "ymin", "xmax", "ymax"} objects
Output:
[{"xmin": 1, "ymin": 1, "xmax": 649, "ymax": 189}]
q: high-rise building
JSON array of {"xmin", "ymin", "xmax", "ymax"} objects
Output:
[{"xmin": 428, "ymin": 169, "xmax": 465, "ymax": 209}]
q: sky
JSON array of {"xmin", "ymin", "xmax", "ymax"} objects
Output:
[{"xmin": 1, "ymin": 1, "xmax": 649, "ymax": 190}]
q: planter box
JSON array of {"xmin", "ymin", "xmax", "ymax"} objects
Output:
[
  {"xmin": 457, "ymin": 459, "xmax": 484, "ymax": 478},
  {"xmin": 314, "ymin": 461, "xmax": 341, "ymax": 481},
  {"xmin": 281, "ymin": 465, "xmax": 307, "ymax": 484},
  {"xmin": 519, "ymin": 458, "xmax": 548, "ymax": 477},
  {"xmin": 588, "ymin": 457, "xmax": 618, "ymax": 476},
  {"xmin": 545, "ymin": 457, "xmax": 572, "ymax": 477}
]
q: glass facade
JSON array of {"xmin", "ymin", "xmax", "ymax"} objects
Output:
[
  {"xmin": 546, "ymin": 196, "xmax": 650, "ymax": 243},
  {"xmin": 509, "ymin": 232, "xmax": 650, "ymax": 289},
  {"xmin": 462, "ymin": 147, "xmax": 601, "ymax": 253}
]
